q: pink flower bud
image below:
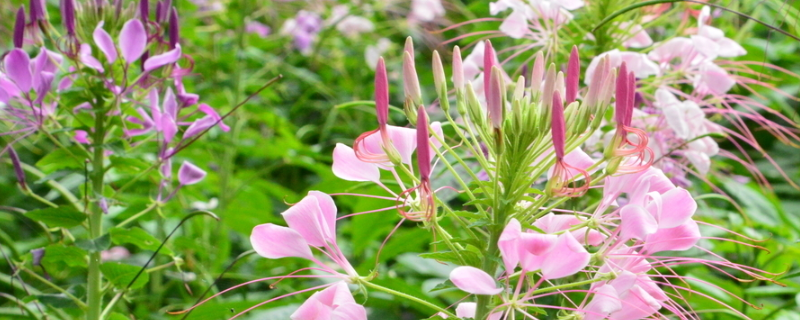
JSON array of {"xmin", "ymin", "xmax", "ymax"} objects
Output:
[
  {"xmin": 483, "ymin": 40, "xmax": 496, "ymax": 98},
  {"xmin": 416, "ymin": 105, "xmax": 431, "ymax": 180},
  {"xmin": 403, "ymin": 51, "xmax": 421, "ymax": 103},
  {"xmin": 432, "ymin": 50, "xmax": 446, "ymax": 95},
  {"xmin": 62, "ymin": 0, "xmax": 76, "ymax": 36},
  {"xmin": 178, "ymin": 161, "xmax": 206, "ymax": 185},
  {"xmin": 566, "ymin": 46, "xmax": 580, "ymax": 105},
  {"xmin": 551, "ymin": 90, "xmax": 565, "ymax": 160},
  {"xmin": 169, "ymin": 7, "xmax": 180, "ymax": 49},
  {"xmin": 615, "ymin": 62, "xmax": 629, "ymax": 127},
  {"xmin": 375, "ymin": 57, "xmax": 389, "ymax": 130},
  {"xmin": 30, "ymin": 0, "xmax": 45, "ymax": 23},
  {"xmin": 453, "ymin": 45, "xmax": 464, "ymax": 91},
  {"xmin": 488, "ymin": 66, "xmax": 504, "ymax": 129},
  {"xmin": 14, "ymin": 6, "xmax": 25, "ymax": 48},
  {"xmin": 8, "ymin": 146, "xmax": 27, "ymax": 191},
  {"xmin": 530, "ymin": 51, "xmax": 544, "ymax": 95}
]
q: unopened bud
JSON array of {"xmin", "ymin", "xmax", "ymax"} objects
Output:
[
  {"xmin": 169, "ymin": 7, "xmax": 180, "ymax": 49},
  {"xmin": 375, "ymin": 57, "xmax": 389, "ymax": 131},
  {"xmin": 416, "ymin": 105, "xmax": 431, "ymax": 181},
  {"xmin": 140, "ymin": 0, "xmax": 149, "ymax": 24},
  {"xmin": 452, "ymin": 46, "xmax": 465, "ymax": 92},
  {"xmin": 8, "ymin": 146, "xmax": 27, "ymax": 191},
  {"xmin": 30, "ymin": 0, "xmax": 46, "ymax": 23},
  {"xmin": 62, "ymin": 0, "xmax": 76, "ymax": 36},
  {"xmin": 14, "ymin": 6, "xmax": 25, "ymax": 48},
  {"xmin": 432, "ymin": 50, "xmax": 449, "ymax": 113},
  {"xmin": 530, "ymin": 51, "xmax": 545, "ymax": 97},
  {"xmin": 487, "ymin": 66, "xmax": 505, "ymax": 129},
  {"xmin": 465, "ymin": 82, "xmax": 484, "ymax": 126},
  {"xmin": 483, "ymin": 40, "xmax": 496, "ymax": 99},
  {"xmin": 513, "ymin": 76, "xmax": 525, "ymax": 101},
  {"xmin": 403, "ymin": 51, "xmax": 422, "ymax": 125},
  {"xmin": 551, "ymin": 90, "xmax": 565, "ymax": 160},
  {"xmin": 566, "ymin": 46, "xmax": 580, "ymax": 105}
]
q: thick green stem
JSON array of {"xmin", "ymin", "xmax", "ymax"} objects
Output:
[
  {"xmin": 87, "ymin": 101, "xmax": 107, "ymax": 320},
  {"xmin": 474, "ymin": 229, "xmax": 501, "ymax": 320}
]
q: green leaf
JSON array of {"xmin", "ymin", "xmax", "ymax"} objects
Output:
[
  {"xmin": 75, "ymin": 234, "xmax": 111, "ymax": 252},
  {"xmin": 109, "ymin": 156, "xmax": 150, "ymax": 174},
  {"xmin": 35, "ymin": 147, "xmax": 87, "ymax": 173},
  {"xmin": 25, "ymin": 207, "xmax": 87, "ymax": 228},
  {"xmin": 110, "ymin": 227, "xmax": 173, "ymax": 256},
  {"xmin": 429, "ymin": 279, "xmax": 455, "ymax": 292},
  {"xmin": 100, "ymin": 262, "xmax": 149, "ymax": 290},
  {"xmin": 42, "ymin": 244, "xmax": 88, "ymax": 269},
  {"xmin": 107, "ymin": 313, "xmax": 130, "ymax": 320}
]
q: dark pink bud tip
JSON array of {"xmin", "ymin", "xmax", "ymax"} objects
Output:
[
  {"xmin": 30, "ymin": 0, "xmax": 45, "ymax": 22},
  {"xmin": 551, "ymin": 90, "xmax": 565, "ymax": 160},
  {"xmin": 62, "ymin": 0, "xmax": 76, "ymax": 36},
  {"xmin": 375, "ymin": 57, "xmax": 389, "ymax": 129},
  {"xmin": 416, "ymin": 105, "xmax": 431, "ymax": 180},
  {"xmin": 14, "ymin": 6, "xmax": 26, "ymax": 48},
  {"xmin": 615, "ymin": 62, "xmax": 629, "ymax": 127},
  {"xmin": 169, "ymin": 7, "xmax": 180, "ymax": 49},
  {"xmin": 140, "ymin": 0, "xmax": 150, "ymax": 23},
  {"xmin": 566, "ymin": 46, "xmax": 580, "ymax": 105}
]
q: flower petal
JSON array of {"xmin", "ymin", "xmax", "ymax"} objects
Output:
[
  {"xmin": 93, "ymin": 22, "xmax": 118, "ymax": 63},
  {"xmin": 144, "ymin": 45, "xmax": 182, "ymax": 71},
  {"xmin": 498, "ymin": 218, "xmax": 521, "ymax": 273},
  {"xmin": 119, "ymin": 19, "xmax": 147, "ymax": 64},
  {"xmin": 644, "ymin": 219, "xmax": 700, "ymax": 253},
  {"xmin": 450, "ymin": 266, "xmax": 502, "ymax": 295},
  {"xmin": 281, "ymin": 191, "xmax": 337, "ymax": 247},
  {"xmin": 4, "ymin": 49, "xmax": 33, "ymax": 92},
  {"xmin": 332, "ymin": 143, "xmax": 380, "ymax": 182},
  {"xmin": 583, "ymin": 284, "xmax": 622, "ymax": 320},
  {"xmin": 250, "ymin": 223, "xmax": 313, "ymax": 260},
  {"xmin": 650, "ymin": 187, "xmax": 696, "ymax": 228},
  {"xmin": 540, "ymin": 233, "xmax": 590, "ymax": 279},
  {"xmin": 619, "ymin": 205, "xmax": 658, "ymax": 241},
  {"xmin": 178, "ymin": 161, "xmax": 206, "ymax": 185},
  {"xmin": 499, "ymin": 9, "xmax": 528, "ymax": 39}
]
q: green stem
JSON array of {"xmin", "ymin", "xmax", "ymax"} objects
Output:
[
  {"xmin": 22, "ymin": 268, "xmax": 88, "ymax": 310},
  {"xmin": 360, "ymin": 281, "xmax": 456, "ymax": 318},
  {"xmin": 87, "ymin": 99, "xmax": 107, "ymax": 320},
  {"xmin": 528, "ymin": 277, "xmax": 606, "ymax": 296}
]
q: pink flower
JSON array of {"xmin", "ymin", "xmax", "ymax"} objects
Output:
[
  {"xmin": 250, "ymin": 191, "xmax": 358, "ymax": 279},
  {"xmin": 498, "ymin": 218, "xmax": 590, "ymax": 279},
  {"xmin": 450, "ymin": 266, "xmax": 503, "ymax": 295},
  {"xmin": 411, "ymin": 0, "xmax": 445, "ymax": 22},
  {"xmin": 290, "ymin": 281, "xmax": 367, "ymax": 320}
]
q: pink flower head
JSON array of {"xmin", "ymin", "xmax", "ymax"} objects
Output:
[
  {"xmin": 290, "ymin": 281, "xmax": 367, "ymax": 320},
  {"xmin": 250, "ymin": 191, "xmax": 358, "ymax": 279},
  {"xmin": 498, "ymin": 218, "xmax": 591, "ymax": 279},
  {"xmin": 450, "ymin": 266, "xmax": 503, "ymax": 295}
]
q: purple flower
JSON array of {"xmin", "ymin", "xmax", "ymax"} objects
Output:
[
  {"xmin": 245, "ymin": 21, "xmax": 270, "ymax": 38},
  {"xmin": 178, "ymin": 161, "xmax": 206, "ymax": 185}
]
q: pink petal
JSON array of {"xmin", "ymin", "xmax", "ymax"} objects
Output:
[
  {"xmin": 386, "ymin": 125, "xmax": 418, "ymax": 164},
  {"xmin": 4, "ymin": 49, "xmax": 33, "ymax": 92},
  {"xmin": 455, "ymin": 302, "xmax": 477, "ymax": 318},
  {"xmin": 715, "ymin": 37, "xmax": 746, "ymax": 57},
  {"xmin": 540, "ymin": 233, "xmax": 590, "ymax": 279},
  {"xmin": 520, "ymin": 232, "xmax": 557, "ymax": 256},
  {"xmin": 160, "ymin": 115, "xmax": 177, "ymax": 144},
  {"xmin": 119, "ymin": 19, "xmax": 147, "ymax": 64},
  {"xmin": 144, "ymin": 45, "xmax": 182, "ymax": 71},
  {"xmin": 498, "ymin": 218, "xmax": 521, "ymax": 273},
  {"xmin": 183, "ymin": 116, "xmax": 216, "ymax": 139},
  {"xmin": 163, "ymin": 87, "xmax": 178, "ymax": 119},
  {"xmin": 450, "ymin": 266, "xmax": 502, "ymax": 295},
  {"xmin": 331, "ymin": 303, "xmax": 367, "ymax": 320},
  {"xmin": 178, "ymin": 161, "xmax": 206, "ymax": 185},
  {"xmin": 74, "ymin": 130, "xmax": 90, "ymax": 144},
  {"xmin": 650, "ymin": 187, "xmax": 695, "ymax": 228},
  {"xmin": 532, "ymin": 212, "xmax": 579, "ymax": 233},
  {"xmin": 291, "ymin": 296, "xmax": 332, "ymax": 320},
  {"xmin": 609, "ymin": 286, "xmax": 662, "ymax": 320},
  {"xmin": 281, "ymin": 191, "xmax": 337, "ymax": 247},
  {"xmin": 93, "ymin": 22, "xmax": 118, "ymax": 63},
  {"xmin": 250, "ymin": 223, "xmax": 313, "ymax": 260},
  {"xmin": 643, "ymin": 219, "xmax": 700, "ymax": 253},
  {"xmin": 499, "ymin": 10, "xmax": 528, "ymax": 39},
  {"xmin": 583, "ymin": 284, "xmax": 622, "ymax": 320},
  {"xmin": 80, "ymin": 44, "xmax": 105, "ymax": 72},
  {"xmin": 619, "ymin": 205, "xmax": 658, "ymax": 241},
  {"xmin": 313, "ymin": 281, "xmax": 357, "ymax": 307},
  {"xmin": 332, "ymin": 143, "xmax": 380, "ymax": 182}
]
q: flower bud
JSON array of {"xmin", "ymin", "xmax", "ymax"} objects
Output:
[
  {"xmin": 14, "ymin": 6, "xmax": 25, "ymax": 48},
  {"xmin": 566, "ymin": 46, "xmax": 580, "ymax": 105},
  {"xmin": 487, "ymin": 66, "xmax": 505, "ymax": 129},
  {"xmin": 483, "ymin": 40, "xmax": 496, "ymax": 99},
  {"xmin": 452, "ymin": 45, "xmax": 465, "ymax": 92},
  {"xmin": 62, "ymin": 0, "xmax": 76, "ymax": 36},
  {"xmin": 615, "ymin": 62, "xmax": 629, "ymax": 127},
  {"xmin": 432, "ymin": 50, "xmax": 449, "ymax": 113},
  {"xmin": 139, "ymin": 0, "xmax": 149, "ymax": 24},
  {"xmin": 541, "ymin": 63, "xmax": 557, "ymax": 124},
  {"xmin": 169, "ymin": 7, "xmax": 180, "ymax": 49},
  {"xmin": 404, "ymin": 36, "xmax": 414, "ymax": 61},
  {"xmin": 30, "ymin": 0, "xmax": 46, "ymax": 23},
  {"xmin": 513, "ymin": 75, "xmax": 525, "ymax": 102},
  {"xmin": 530, "ymin": 51, "xmax": 544, "ymax": 96},
  {"xmin": 403, "ymin": 51, "xmax": 421, "ymax": 125},
  {"xmin": 8, "ymin": 146, "xmax": 27, "ymax": 191},
  {"xmin": 416, "ymin": 105, "xmax": 431, "ymax": 181},
  {"xmin": 465, "ymin": 82, "xmax": 484, "ymax": 126},
  {"xmin": 375, "ymin": 57, "xmax": 389, "ymax": 132},
  {"xmin": 551, "ymin": 91, "xmax": 565, "ymax": 160}
]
